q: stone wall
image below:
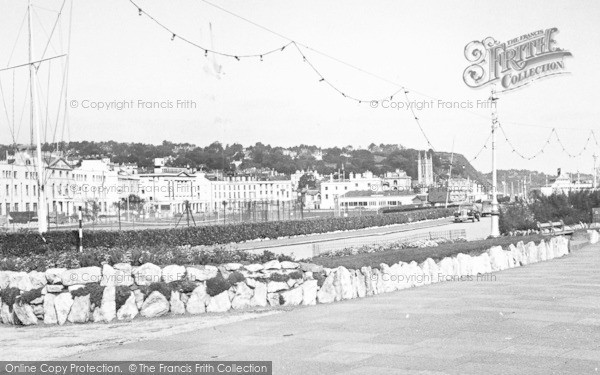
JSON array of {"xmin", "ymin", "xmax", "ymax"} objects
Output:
[{"xmin": 0, "ymin": 236, "xmax": 573, "ymax": 326}]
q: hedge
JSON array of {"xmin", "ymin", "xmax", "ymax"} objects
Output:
[{"xmin": 0, "ymin": 208, "xmax": 453, "ymax": 257}]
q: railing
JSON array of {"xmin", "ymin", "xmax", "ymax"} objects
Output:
[{"xmin": 312, "ymin": 228, "xmax": 466, "ymax": 257}]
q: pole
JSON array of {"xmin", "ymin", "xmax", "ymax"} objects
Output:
[
  {"xmin": 118, "ymin": 202, "xmax": 121, "ymax": 230},
  {"xmin": 490, "ymin": 88, "xmax": 500, "ymax": 237},
  {"xmin": 445, "ymin": 138, "xmax": 455, "ymax": 208},
  {"xmin": 29, "ymin": 0, "xmax": 48, "ymax": 234},
  {"xmin": 78, "ymin": 207, "xmax": 83, "ymax": 252},
  {"xmin": 593, "ymin": 154, "xmax": 598, "ymax": 189}
]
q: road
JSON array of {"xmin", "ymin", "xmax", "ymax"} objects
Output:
[
  {"xmin": 52, "ymin": 241, "xmax": 600, "ymax": 374},
  {"xmin": 238, "ymin": 217, "xmax": 492, "ymax": 259}
]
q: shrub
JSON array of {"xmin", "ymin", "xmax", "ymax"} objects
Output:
[
  {"xmin": 71, "ymin": 283, "xmax": 105, "ymax": 307},
  {"xmin": 115, "ymin": 285, "xmax": 131, "ymax": 311},
  {"xmin": 0, "ymin": 287, "xmax": 21, "ymax": 310},
  {"xmin": 168, "ymin": 279, "xmax": 197, "ymax": 293},
  {"xmin": 17, "ymin": 287, "xmax": 43, "ymax": 305},
  {"xmin": 312, "ymin": 272, "xmax": 326, "ymax": 287},
  {"xmin": 206, "ymin": 273, "xmax": 231, "ymax": 297},
  {"xmin": 227, "ymin": 271, "xmax": 246, "ymax": 285},
  {"xmin": 269, "ymin": 273, "xmax": 290, "ymax": 283},
  {"xmin": 0, "ymin": 208, "xmax": 454, "ymax": 257}
]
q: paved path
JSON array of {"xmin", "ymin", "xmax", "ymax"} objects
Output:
[{"xmin": 62, "ymin": 242, "xmax": 600, "ymax": 374}]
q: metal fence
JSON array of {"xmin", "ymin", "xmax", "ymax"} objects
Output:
[{"xmin": 311, "ymin": 228, "xmax": 467, "ymax": 257}]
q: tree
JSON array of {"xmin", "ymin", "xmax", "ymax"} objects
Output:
[
  {"xmin": 298, "ymin": 174, "xmax": 317, "ymax": 190},
  {"xmin": 116, "ymin": 194, "xmax": 146, "ymax": 215}
]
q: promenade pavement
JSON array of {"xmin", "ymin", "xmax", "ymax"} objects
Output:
[{"xmin": 62, "ymin": 241, "xmax": 600, "ymax": 374}]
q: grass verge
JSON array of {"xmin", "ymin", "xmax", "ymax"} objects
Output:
[{"xmin": 310, "ymin": 234, "xmax": 546, "ymax": 269}]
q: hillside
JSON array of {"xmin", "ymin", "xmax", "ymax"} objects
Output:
[{"xmin": 1, "ymin": 141, "xmax": 487, "ymax": 184}]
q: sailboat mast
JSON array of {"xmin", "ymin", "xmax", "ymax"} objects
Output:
[{"xmin": 28, "ymin": 0, "xmax": 48, "ymax": 233}]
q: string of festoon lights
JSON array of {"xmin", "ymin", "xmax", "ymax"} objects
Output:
[
  {"xmin": 498, "ymin": 123, "xmax": 600, "ymax": 160},
  {"xmin": 129, "ymin": 0, "xmax": 437, "ymax": 151}
]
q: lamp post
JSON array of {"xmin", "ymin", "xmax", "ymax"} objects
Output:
[
  {"xmin": 490, "ymin": 88, "xmax": 500, "ymax": 237},
  {"xmin": 222, "ymin": 200, "xmax": 227, "ymax": 225}
]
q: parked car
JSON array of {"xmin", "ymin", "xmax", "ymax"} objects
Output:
[
  {"xmin": 481, "ymin": 200, "xmax": 492, "ymax": 217},
  {"xmin": 454, "ymin": 203, "xmax": 480, "ymax": 223}
]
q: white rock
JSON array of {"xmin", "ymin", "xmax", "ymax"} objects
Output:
[
  {"xmin": 206, "ymin": 291, "xmax": 231, "ymax": 313},
  {"xmin": 133, "ymin": 289, "xmax": 145, "ymax": 309},
  {"xmin": 0, "ymin": 271, "xmax": 13, "ymax": 289},
  {"xmin": 45, "ymin": 268, "xmax": 66, "ymax": 284},
  {"xmin": 187, "ymin": 284, "xmax": 209, "ymax": 314},
  {"xmin": 99, "ymin": 286, "xmax": 116, "ymax": 323},
  {"xmin": 61, "ymin": 267, "xmax": 102, "ymax": 286},
  {"xmin": 68, "ymin": 285, "xmax": 85, "ymax": 292},
  {"xmin": 437, "ymin": 257, "xmax": 453, "ymax": 280},
  {"xmin": 537, "ymin": 240, "xmax": 548, "ymax": 261},
  {"xmin": 301, "ymin": 279, "xmax": 318, "ymax": 305},
  {"xmin": 334, "ymin": 266, "xmax": 354, "ymax": 300},
  {"xmin": 525, "ymin": 242, "xmax": 539, "ymax": 264},
  {"xmin": 267, "ymin": 293, "xmax": 280, "ymax": 306},
  {"xmin": 223, "ymin": 263, "xmax": 243, "ymax": 271},
  {"xmin": 316, "ymin": 273, "xmax": 336, "ymax": 304},
  {"xmin": 28, "ymin": 271, "xmax": 47, "ymax": 289},
  {"xmin": 267, "ymin": 281, "xmax": 289, "ymax": 293},
  {"xmin": 170, "ymin": 291, "xmax": 186, "ymax": 315},
  {"xmin": 244, "ymin": 264, "xmax": 264, "ymax": 272},
  {"xmin": 140, "ymin": 291, "xmax": 170, "ymax": 318},
  {"xmin": 488, "ymin": 246, "xmax": 509, "ymax": 272},
  {"xmin": 588, "ymin": 230, "xmax": 599, "ymax": 244},
  {"xmin": 231, "ymin": 282, "xmax": 254, "ymax": 310},
  {"xmin": 355, "ymin": 270, "xmax": 367, "ymax": 297},
  {"xmin": 112, "ymin": 263, "xmax": 134, "ymax": 286},
  {"xmin": 43, "ymin": 293, "xmax": 57, "ymax": 324},
  {"xmin": 300, "ymin": 263, "xmax": 323, "ymax": 273},
  {"xmin": 45, "ymin": 285, "xmax": 63, "ymax": 294},
  {"xmin": 132, "ymin": 263, "xmax": 162, "ymax": 286},
  {"xmin": 280, "ymin": 261, "xmax": 299, "ymax": 269},
  {"xmin": 9, "ymin": 272, "xmax": 33, "ymax": 291},
  {"xmin": 280, "ymin": 287, "xmax": 303, "ymax": 306},
  {"xmin": 162, "ymin": 265, "xmax": 186, "ymax": 283},
  {"xmin": 117, "ymin": 293, "xmax": 138, "ymax": 321},
  {"xmin": 186, "ymin": 266, "xmax": 218, "ymax": 282},
  {"xmin": 13, "ymin": 303, "xmax": 37, "ymax": 326},
  {"xmin": 262, "ymin": 260, "xmax": 281, "ymax": 270},
  {"xmin": 361, "ymin": 267, "xmax": 374, "ymax": 295},
  {"xmin": 1, "ymin": 302, "xmax": 14, "ymax": 325},
  {"xmin": 67, "ymin": 295, "xmax": 90, "ymax": 324},
  {"xmin": 54, "ymin": 293, "xmax": 73, "ymax": 325},
  {"xmin": 249, "ymin": 282, "xmax": 268, "ymax": 307}
]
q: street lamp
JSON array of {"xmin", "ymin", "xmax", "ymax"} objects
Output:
[{"xmin": 222, "ymin": 200, "xmax": 227, "ymax": 225}]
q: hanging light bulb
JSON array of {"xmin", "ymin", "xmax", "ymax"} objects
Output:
[
  {"xmin": 235, "ymin": 56, "xmax": 240, "ymax": 61},
  {"xmin": 260, "ymin": 55, "xmax": 263, "ymax": 61},
  {"xmin": 171, "ymin": 33, "xmax": 176, "ymax": 41},
  {"xmin": 281, "ymin": 46, "xmax": 286, "ymax": 51},
  {"xmin": 319, "ymin": 78, "xmax": 324, "ymax": 82},
  {"xmin": 204, "ymin": 50, "xmax": 208, "ymax": 57},
  {"xmin": 138, "ymin": 8, "xmax": 142, "ymax": 16}
]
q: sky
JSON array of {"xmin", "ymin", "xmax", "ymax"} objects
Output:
[{"xmin": 0, "ymin": 0, "xmax": 599, "ymax": 175}]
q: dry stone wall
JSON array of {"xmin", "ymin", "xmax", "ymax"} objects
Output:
[{"xmin": 0, "ymin": 236, "xmax": 572, "ymax": 326}]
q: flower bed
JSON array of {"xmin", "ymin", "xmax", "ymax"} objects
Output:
[
  {"xmin": 0, "ymin": 234, "xmax": 575, "ymax": 326},
  {"xmin": 0, "ymin": 208, "xmax": 453, "ymax": 257}
]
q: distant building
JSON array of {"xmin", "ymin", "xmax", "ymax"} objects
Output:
[
  {"xmin": 417, "ymin": 151, "xmax": 434, "ymax": 187},
  {"xmin": 381, "ymin": 169, "xmax": 412, "ymax": 191},
  {"xmin": 320, "ymin": 171, "xmax": 381, "ymax": 210},
  {"xmin": 338, "ymin": 190, "xmax": 421, "ymax": 210}
]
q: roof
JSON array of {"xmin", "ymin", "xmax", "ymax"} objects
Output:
[{"xmin": 342, "ymin": 190, "xmax": 415, "ymax": 198}]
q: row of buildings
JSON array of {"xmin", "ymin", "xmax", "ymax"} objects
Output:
[
  {"xmin": 0, "ymin": 151, "xmax": 295, "ymax": 220},
  {"xmin": 1, "ymin": 149, "xmax": 492, "ymax": 222}
]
